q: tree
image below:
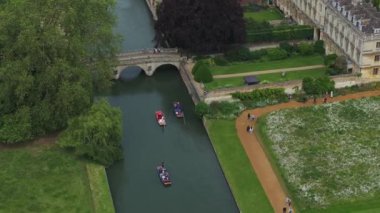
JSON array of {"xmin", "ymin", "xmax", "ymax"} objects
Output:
[
  {"xmin": 302, "ymin": 77, "xmax": 335, "ymax": 95},
  {"xmin": 155, "ymin": 0, "xmax": 246, "ymax": 53},
  {"xmin": 58, "ymin": 99, "xmax": 123, "ymax": 166},
  {"xmin": 0, "ymin": 0, "xmax": 119, "ymax": 142},
  {"xmin": 194, "ymin": 64, "xmax": 213, "ymax": 83}
]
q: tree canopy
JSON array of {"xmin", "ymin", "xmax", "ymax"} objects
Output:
[
  {"xmin": 155, "ymin": 0, "xmax": 246, "ymax": 53},
  {"xmin": 0, "ymin": 0, "xmax": 119, "ymax": 143},
  {"xmin": 58, "ymin": 99, "xmax": 123, "ymax": 166}
]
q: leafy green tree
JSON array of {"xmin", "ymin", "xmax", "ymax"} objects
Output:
[
  {"xmin": 58, "ymin": 99, "xmax": 123, "ymax": 166},
  {"xmin": 0, "ymin": 0, "xmax": 119, "ymax": 142},
  {"xmin": 155, "ymin": 0, "xmax": 245, "ymax": 53},
  {"xmin": 302, "ymin": 77, "xmax": 335, "ymax": 95},
  {"xmin": 194, "ymin": 64, "xmax": 213, "ymax": 83}
]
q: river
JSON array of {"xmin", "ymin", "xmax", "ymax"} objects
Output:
[{"xmin": 105, "ymin": 0, "xmax": 238, "ymax": 212}]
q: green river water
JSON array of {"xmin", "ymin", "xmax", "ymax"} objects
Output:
[{"xmin": 105, "ymin": 0, "xmax": 238, "ymax": 212}]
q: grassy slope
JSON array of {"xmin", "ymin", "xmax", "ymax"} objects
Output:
[
  {"xmin": 210, "ymin": 55, "xmax": 324, "ymax": 75},
  {"xmin": 205, "ymin": 68, "xmax": 327, "ymax": 91},
  {"xmin": 205, "ymin": 119, "xmax": 273, "ymax": 213},
  {"xmin": 255, "ymin": 100, "xmax": 380, "ymax": 213},
  {"xmin": 0, "ymin": 145, "xmax": 114, "ymax": 213},
  {"xmin": 244, "ymin": 8, "xmax": 283, "ymax": 22},
  {"xmin": 86, "ymin": 163, "xmax": 115, "ymax": 213}
]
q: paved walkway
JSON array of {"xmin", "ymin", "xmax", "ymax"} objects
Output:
[
  {"xmin": 235, "ymin": 90, "xmax": 380, "ymax": 213},
  {"xmin": 213, "ymin": 65, "xmax": 325, "ymax": 79}
]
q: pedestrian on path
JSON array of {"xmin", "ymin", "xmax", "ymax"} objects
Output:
[
  {"xmin": 247, "ymin": 113, "xmax": 251, "ymax": 120},
  {"xmin": 288, "ymin": 207, "xmax": 293, "ymax": 213},
  {"xmin": 282, "ymin": 207, "xmax": 287, "ymax": 213},
  {"xmin": 246, "ymin": 125, "xmax": 250, "ymax": 133},
  {"xmin": 313, "ymin": 95, "xmax": 317, "ymax": 104},
  {"xmin": 285, "ymin": 197, "xmax": 292, "ymax": 207}
]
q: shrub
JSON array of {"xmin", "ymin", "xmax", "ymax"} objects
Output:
[
  {"xmin": 195, "ymin": 102, "xmax": 210, "ymax": 118},
  {"xmin": 298, "ymin": 42, "xmax": 314, "ymax": 55},
  {"xmin": 0, "ymin": 107, "xmax": 32, "ymax": 143},
  {"xmin": 249, "ymin": 49, "xmax": 267, "ymax": 60},
  {"xmin": 279, "ymin": 42, "xmax": 294, "ymax": 54},
  {"xmin": 224, "ymin": 47, "xmax": 251, "ymax": 61},
  {"xmin": 194, "ymin": 64, "xmax": 213, "ymax": 83},
  {"xmin": 267, "ymin": 48, "xmax": 288, "ymax": 60},
  {"xmin": 213, "ymin": 56, "xmax": 229, "ymax": 66},
  {"xmin": 232, "ymin": 88, "xmax": 288, "ymax": 108},
  {"xmin": 314, "ymin": 40, "xmax": 325, "ymax": 54},
  {"xmin": 192, "ymin": 60, "xmax": 205, "ymax": 75},
  {"xmin": 209, "ymin": 101, "xmax": 243, "ymax": 118},
  {"xmin": 324, "ymin": 54, "xmax": 337, "ymax": 66},
  {"xmin": 58, "ymin": 99, "xmax": 123, "ymax": 166},
  {"xmin": 334, "ymin": 56, "xmax": 348, "ymax": 72}
]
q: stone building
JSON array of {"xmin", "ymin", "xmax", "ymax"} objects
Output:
[{"xmin": 276, "ymin": 0, "xmax": 380, "ymax": 78}]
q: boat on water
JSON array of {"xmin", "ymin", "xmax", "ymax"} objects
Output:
[
  {"xmin": 173, "ymin": 101, "xmax": 184, "ymax": 118},
  {"xmin": 156, "ymin": 164, "xmax": 172, "ymax": 186},
  {"xmin": 155, "ymin": 111, "xmax": 166, "ymax": 126}
]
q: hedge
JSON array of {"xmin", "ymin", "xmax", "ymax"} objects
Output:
[{"xmin": 247, "ymin": 26, "xmax": 313, "ymax": 43}]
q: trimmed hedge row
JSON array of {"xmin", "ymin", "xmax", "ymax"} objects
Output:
[{"xmin": 247, "ymin": 26, "xmax": 313, "ymax": 42}]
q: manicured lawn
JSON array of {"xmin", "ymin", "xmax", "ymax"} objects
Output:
[
  {"xmin": 256, "ymin": 97, "xmax": 380, "ymax": 212},
  {"xmin": 205, "ymin": 119, "xmax": 273, "ymax": 213},
  {"xmin": 210, "ymin": 55, "xmax": 324, "ymax": 75},
  {"xmin": 0, "ymin": 145, "xmax": 114, "ymax": 213},
  {"xmin": 244, "ymin": 8, "xmax": 283, "ymax": 22},
  {"xmin": 205, "ymin": 68, "xmax": 327, "ymax": 91}
]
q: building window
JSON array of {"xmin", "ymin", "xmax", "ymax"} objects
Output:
[
  {"xmin": 373, "ymin": 68, "xmax": 379, "ymax": 75},
  {"xmin": 375, "ymin": 55, "xmax": 380, "ymax": 62},
  {"xmin": 377, "ymin": 42, "xmax": 380, "ymax": 48}
]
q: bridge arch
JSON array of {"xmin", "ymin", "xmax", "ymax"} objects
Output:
[
  {"xmin": 115, "ymin": 62, "xmax": 181, "ymax": 79},
  {"xmin": 115, "ymin": 48, "xmax": 184, "ymax": 79}
]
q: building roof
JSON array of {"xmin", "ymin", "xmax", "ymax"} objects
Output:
[{"xmin": 330, "ymin": 0, "xmax": 380, "ymax": 35}]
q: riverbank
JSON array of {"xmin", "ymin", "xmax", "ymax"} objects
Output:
[
  {"xmin": 205, "ymin": 119, "xmax": 273, "ymax": 213},
  {"xmin": 0, "ymin": 143, "xmax": 114, "ymax": 212}
]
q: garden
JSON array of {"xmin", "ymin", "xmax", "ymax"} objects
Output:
[
  {"xmin": 0, "ymin": 144, "xmax": 114, "ymax": 212},
  {"xmin": 192, "ymin": 41, "xmax": 335, "ymax": 91},
  {"xmin": 256, "ymin": 97, "xmax": 380, "ymax": 212}
]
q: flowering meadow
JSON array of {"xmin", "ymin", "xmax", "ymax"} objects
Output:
[{"xmin": 258, "ymin": 97, "xmax": 380, "ymax": 210}]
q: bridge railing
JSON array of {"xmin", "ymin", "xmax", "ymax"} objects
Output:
[{"xmin": 117, "ymin": 48, "xmax": 178, "ymax": 57}]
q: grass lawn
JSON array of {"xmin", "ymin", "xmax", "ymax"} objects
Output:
[
  {"xmin": 86, "ymin": 163, "xmax": 115, "ymax": 213},
  {"xmin": 256, "ymin": 97, "xmax": 380, "ymax": 212},
  {"xmin": 0, "ymin": 144, "xmax": 114, "ymax": 213},
  {"xmin": 210, "ymin": 55, "xmax": 324, "ymax": 75},
  {"xmin": 205, "ymin": 68, "xmax": 327, "ymax": 91},
  {"xmin": 244, "ymin": 8, "xmax": 283, "ymax": 22},
  {"xmin": 205, "ymin": 119, "xmax": 273, "ymax": 213}
]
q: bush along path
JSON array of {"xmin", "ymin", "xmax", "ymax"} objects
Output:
[
  {"xmin": 235, "ymin": 89, "xmax": 380, "ymax": 213},
  {"xmin": 213, "ymin": 65, "xmax": 325, "ymax": 79}
]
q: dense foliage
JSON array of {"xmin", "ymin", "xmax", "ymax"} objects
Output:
[
  {"xmin": 232, "ymin": 88, "xmax": 288, "ymax": 108},
  {"xmin": 195, "ymin": 102, "xmax": 210, "ymax": 118},
  {"xmin": 302, "ymin": 77, "xmax": 335, "ymax": 95},
  {"xmin": 194, "ymin": 64, "xmax": 213, "ymax": 83},
  {"xmin": 246, "ymin": 23, "xmax": 313, "ymax": 43},
  {"xmin": 58, "ymin": 99, "xmax": 123, "ymax": 166},
  {"xmin": 0, "ymin": 0, "xmax": 118, "ymax": 143},
  {"xmin": 155, "ymin": 0, "xmax": 246, "ymax": 53}
]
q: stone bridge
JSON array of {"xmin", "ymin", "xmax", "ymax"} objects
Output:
[{"xmin": 115, "ymin": 48, "xmax": 184, "ymax": 79}]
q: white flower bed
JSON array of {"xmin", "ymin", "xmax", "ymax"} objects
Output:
[{"xmin": 262, "ymin": 97, "xmax": 380, "ymax": 208}]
